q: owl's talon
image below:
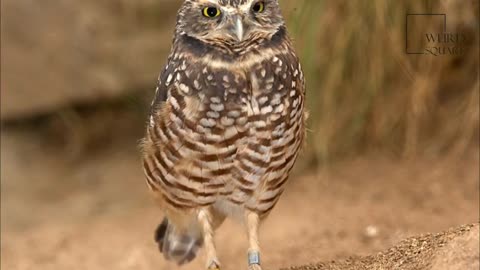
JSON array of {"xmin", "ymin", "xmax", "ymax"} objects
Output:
[
  {"xmin": 207, "ymin": 259, "xmax": 220, "ymax": 270},
  {"xmin": 248, "ymin": 264, "xmax": 263, "ymax": 270}
]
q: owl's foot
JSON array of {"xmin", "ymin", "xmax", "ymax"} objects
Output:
[
  {"xmin": 248, "ymin": 264, "xmax": 263, "ymax": 270},
  {"xmin": 207, "ymin": 259, "xmax": 221, "ymax": 270}
]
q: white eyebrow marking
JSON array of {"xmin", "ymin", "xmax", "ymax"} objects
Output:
[
  {"xmin": 197, "ymin": 0, "xmax": 219, "ymax": 4},
  {"xmin": 197, "ymin": 0, "xmax": 254, "ymax": 10},
  {"xmin": 238, "ymin": 2, "xmax": 253, "ymax": 12},
  {"xmin": 223, "ymin": 6, "xmax": 237, "ymax": 12}
]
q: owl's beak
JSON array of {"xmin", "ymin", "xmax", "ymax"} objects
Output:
[
  {"xmin": 228, "ymin": 15, "xmax": 244, "ymax": 42},
  {"xmin": 234, "ymin": 17, "xmax": 244, "ymax": 41}
]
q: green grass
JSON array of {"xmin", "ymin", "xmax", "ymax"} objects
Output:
[{"xmin": 281, "ymin": 0, "xmax": 479, "ymax": 165}]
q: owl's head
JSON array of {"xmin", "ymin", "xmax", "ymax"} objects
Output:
[{"xmin": 176, "ymin": 0, "xmax": 285, "ymax": 46}]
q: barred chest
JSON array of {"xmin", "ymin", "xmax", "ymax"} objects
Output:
[
  {"xmin": 146, "ymin": 51, "xmax": 305, "ymax": 212},
  {"xmin": 161, "ymin": 52, "xmax": 304, "ymax": 132}
]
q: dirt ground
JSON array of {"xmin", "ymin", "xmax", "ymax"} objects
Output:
[
  {"xmin": 286, "ymin": 224, "xmax": 479, "ymax": 270},
  {"xmin": 1, "ymin": 128, "xmax": 479, "ymax": 270}
]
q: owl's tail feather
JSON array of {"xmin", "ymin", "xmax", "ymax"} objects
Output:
[{"xmin": 154, "ymin": 218, "xmax": 203, "ymax": 265}]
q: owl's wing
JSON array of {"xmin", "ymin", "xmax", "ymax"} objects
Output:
[{"xmin": 150, "ymin": 56, "xmax": 177, "ymax": 114}]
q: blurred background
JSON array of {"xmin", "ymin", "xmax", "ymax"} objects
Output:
[{"xmin": 1, "ymin": 1, "xmax": 479, "ymax": 269}]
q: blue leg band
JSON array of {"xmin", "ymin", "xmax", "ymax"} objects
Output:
[{"xmin": 248, "ymin": 251, "xmax": 260, "ymax": 265}]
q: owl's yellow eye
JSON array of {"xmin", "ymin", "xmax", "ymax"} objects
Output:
[
  {"xmin": 203, "ymin": 7, "xmax": 221, "ymax": 18},
  {"xmin": 252, "ymin": 2, "xmax": 265, "ymax": 13}
]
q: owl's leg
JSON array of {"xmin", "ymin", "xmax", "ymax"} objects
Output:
[
  {"xmin": 245, "ymin": 211, "xmax": 263, "ymax": 270},
  {"xmin": 198, "ymin": 208, "xmax": 221, "ymax": 270}
]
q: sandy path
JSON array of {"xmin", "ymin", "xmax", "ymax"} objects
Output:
[{"xmin": 1, "ymin": 130, "xmax": 479, "ymax": 270}]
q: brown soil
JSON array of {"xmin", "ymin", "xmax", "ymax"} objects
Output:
[
  {"xmin": 285, "ymin": 224, "xmax": 479, "ymax": 270},
  {"xmin": 1, "ymin": 129, "xmax": 479, "ymax": 270}
]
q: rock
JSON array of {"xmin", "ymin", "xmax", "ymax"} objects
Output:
[
  {"xmin": 282, "ymin": 223, "xmax": 479, "ymax": 270},
  {"xmin": 1, "ymin": 0, "xmax": 179, "ymax": 120}
]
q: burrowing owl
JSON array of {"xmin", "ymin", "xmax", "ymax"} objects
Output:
[{"xmin": 141, "ymin": 0, "xmax": 305, "ymax": 269}]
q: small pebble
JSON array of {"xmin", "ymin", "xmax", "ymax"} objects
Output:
[{"xmin": 365, "ymin": 225, "xmax": 379, "ymax": 238}]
